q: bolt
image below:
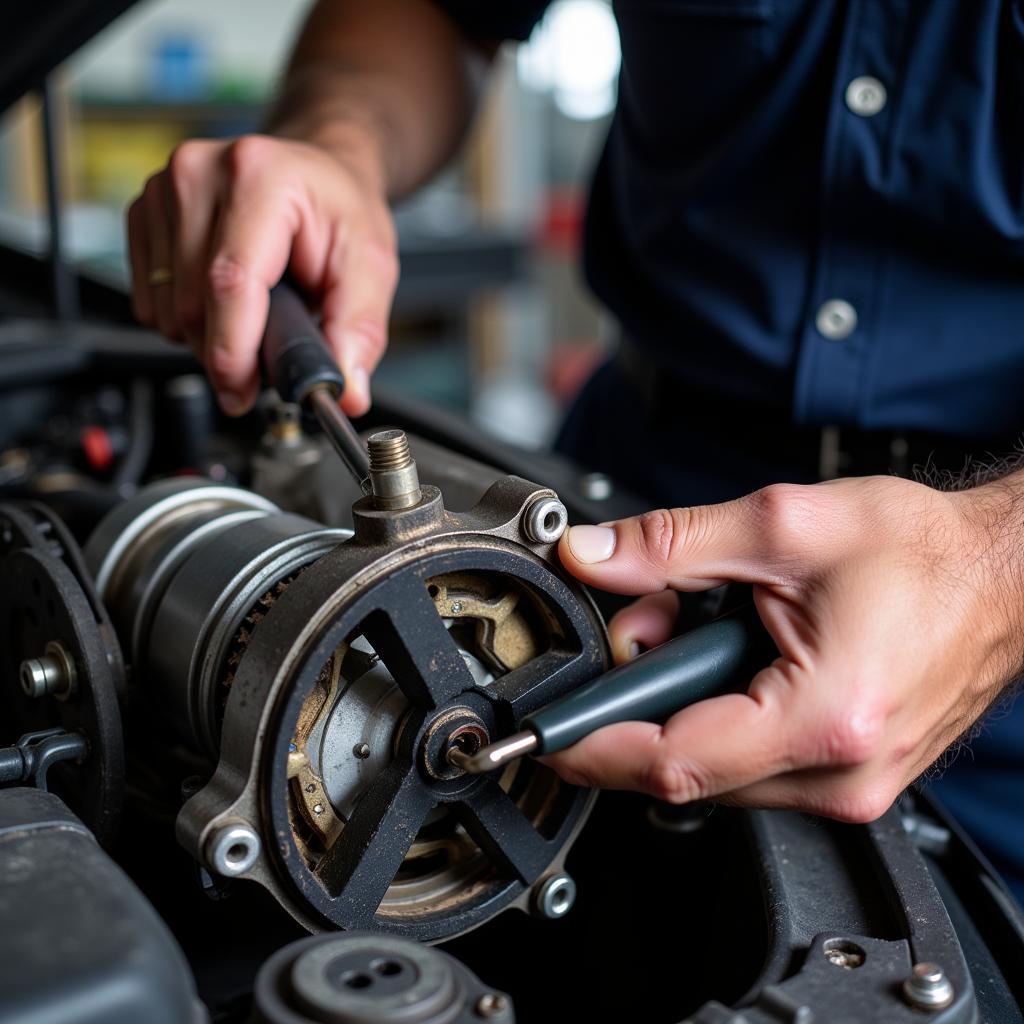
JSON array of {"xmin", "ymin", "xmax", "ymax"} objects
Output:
[
  {"xmin": 825, "ymin": 946, "xmax": 864, "ymax": 969},
  {"xmin": 475, "ymin": 993, "xmax": 509, "ymax": 1019},
  {"xmin": 523, "ymin": 496, "xmax": 568, "ymax": 544},
  {"xmin": 366, "ymin": 429, "xmax": 421, "ymax": 510},
  {"xmin": 580, "ymin": 472, "xmax": 613, "ymax": 501},
  {"xmin": 903, "ymin": 962, "xmax": 954, "ymax": 1010},
  {"xmin": 19, "ymin": 641, "xmax": 76, "ymax": 701},
  {"xmin": 305, "ymin": 783, "xmax": 317, "ymax": 794},
  {"xmin": 313, "ymin": 803, "xmax": 325, "ymax": 815},
  {"xmin": 531, "ymin": 871, "xmax": 577, "ymax": 920},
  {"xmin": 450, "ymin": 601, "xmax": 464, "ymax": 614},
  {"xmin": 353, "ymin": 743, "xmax": 371, "ymax": 759}
]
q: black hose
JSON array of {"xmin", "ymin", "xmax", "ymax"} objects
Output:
[{"xmin": 111, "ymin": 377, "xmax": 154, "ymax": 492}]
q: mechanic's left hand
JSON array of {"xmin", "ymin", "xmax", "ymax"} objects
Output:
[{"xmin": 550, "ymin": 475, "xmax": 1023, "ymax": 821}]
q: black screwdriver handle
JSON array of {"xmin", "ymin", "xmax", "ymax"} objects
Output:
[
  {"xmin": 524, "ymin": 604, "xmax": 775, "ymax": 755},
  {"xmin": 262, "ymin": 283, "xmax": 345, "ymax": 405}
]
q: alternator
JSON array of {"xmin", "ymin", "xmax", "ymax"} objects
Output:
[{"xmin": 85, "ymin": 458, "xmax": 608, "ymax": 942}]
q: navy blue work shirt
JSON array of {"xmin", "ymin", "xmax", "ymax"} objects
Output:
[
  {"xmin": 434, "ymin": 0, "xmax": 1024, "ymax": 437},
  {"xmin": 431, "ymin": 1, "xmax": 1024, "ymax": 906}
]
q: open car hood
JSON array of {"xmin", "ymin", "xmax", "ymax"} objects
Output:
[{"xmin": 2, "ymin": 1, "xmax": 141, "ymax": 114}]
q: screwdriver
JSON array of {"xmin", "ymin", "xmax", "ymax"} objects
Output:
[
  {"xmin": 260, "ymin": 283, "xmax": 370, "ymax": 487},
  {"xmin": 450, "ymin": 603, "xmax": 775, "ymax": 774}
]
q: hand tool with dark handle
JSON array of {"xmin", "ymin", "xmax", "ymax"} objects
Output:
[
  {"xmin": 452, "ymin": 603, "xmax": 775, "ymax": 773},
  {"xmin": 261, "ymin": 282, "xmax": 370, "ymax": 486}
]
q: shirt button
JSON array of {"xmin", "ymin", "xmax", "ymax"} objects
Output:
[
  {"xmin": 845, "ymin": 76, "xmax": 887, "ymax": 117},
  {"xmin": 815, "ymin": 299, "xmax": 858, "ymax": 340}
]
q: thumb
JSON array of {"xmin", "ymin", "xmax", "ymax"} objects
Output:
[{"xmin": 558, "ymin": 491, "xmax": 793, "ymax": 596}]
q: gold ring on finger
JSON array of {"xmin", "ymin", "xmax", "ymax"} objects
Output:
[{"xmin": 148, "ymin": 267, "xmax": 174, "ymax": 286}]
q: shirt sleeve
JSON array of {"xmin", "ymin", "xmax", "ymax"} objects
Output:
[{"xmin": 428, "ymin": 0, "xmax": 551, "ymax": 42}]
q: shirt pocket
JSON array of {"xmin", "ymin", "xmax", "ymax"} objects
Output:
[{"xmin": 612, "ymin": 0, "xmax": 778, "ymax": 177}]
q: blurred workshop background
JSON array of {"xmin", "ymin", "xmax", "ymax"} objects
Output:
[{"xmin": 0, "ymin": 0, "xmax": 621, "ymax": 449}]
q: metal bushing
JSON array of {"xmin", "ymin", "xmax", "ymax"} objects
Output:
[
  {"xmin": 206, "ymin": 823, "xmax": 261, "ymax": 877},
  {"xmin": 522, "ymin": 497, "xmax": 568, "ymax": 544}
]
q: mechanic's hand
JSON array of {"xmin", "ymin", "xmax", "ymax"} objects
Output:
[
  {"xmin": 550, "ymin": 476, "xmax": 1023, "ymax": 822},
  {"xmin": 126, "ymin": 135, "xmax": 398, "ymax": 416}
]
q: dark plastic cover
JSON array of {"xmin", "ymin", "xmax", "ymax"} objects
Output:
[{"xmin": 0, "ymin": 787, "xmax": 206, "ymax": 1024}]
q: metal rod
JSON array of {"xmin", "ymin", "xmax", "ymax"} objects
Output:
[
  {"xmin": 40, "ymin": 77, "xmax": 79, "ymax": 321},
  {"xmin": 451, "ymin": 730, "xmax": 538, "ymax": 774},
  {"xmin": 308, "ymin": 385, "xmax": 371, "ymax": 486}
]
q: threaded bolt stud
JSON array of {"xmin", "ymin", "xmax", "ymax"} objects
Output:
[{"xmin": 366, "ymin": 429, "xmax": 421, "ymax": 510}]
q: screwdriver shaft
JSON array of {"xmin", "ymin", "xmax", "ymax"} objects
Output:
[{"xmin": 308, "ymin": 385, "xmax": 371, "ymax": 487}]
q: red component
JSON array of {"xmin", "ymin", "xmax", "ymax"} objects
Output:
[
  {"xmin": 81, "ymin": 426, "xmax": 115, "ymax": 472},
  {"xmin": 538, "ymin": 187, "xmax": 585, "ymax": 256}
]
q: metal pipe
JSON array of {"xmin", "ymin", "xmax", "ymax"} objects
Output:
[{"xmin": 40, "ymin": 77, "xmax": 79, "ymax": 321}]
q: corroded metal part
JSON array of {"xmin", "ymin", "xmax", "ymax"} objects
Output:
[{"xmin": 171, "ymin": 475, "xmax": 608, "ymax": 941}]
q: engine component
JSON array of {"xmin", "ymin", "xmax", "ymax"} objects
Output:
[
  {"xmin": 0, "ymin": 787, "xmax": 205, "ymax": 1024},
  {"xmin": 0, "ymin": 501, "xmax": 125, "ymax": 843},
  {"xmin": 252, "ymin": 932, "xmax": 514, "ymax": 1024},
  {"xmin": 0, "ymin": 727, "xmax": 87, "ymax": 789},
  {"xmin": 86, "ymin": 470, "xmax": 608, "ymax": 942}
]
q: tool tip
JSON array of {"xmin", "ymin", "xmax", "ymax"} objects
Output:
[{"xmin": 449, "ymin": 731, "xmax": 538, "ymax": 774}]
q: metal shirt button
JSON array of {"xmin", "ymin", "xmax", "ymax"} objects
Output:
[
  {"xmin": 815, "ymin": 299, "xmax": 858, "ymax": 340},
  {"xmin": 845, "ymin": 76, "xmax": 887, "ymax": 117}
]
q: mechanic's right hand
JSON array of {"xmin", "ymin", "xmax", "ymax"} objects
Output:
[{"xmin": 126, "ymin": 135, "xmax": 399, "ymax": 417}]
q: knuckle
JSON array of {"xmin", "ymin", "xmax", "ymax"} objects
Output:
[
  {"xmin": 820, "ymin": 706, "xmax": 884, "ymax": 767},
  {"xmin": 225, "ymin": 135, "xmax": 272, "ymax": 179},
  {"xmin": 206, "ymin": 254, "xmax": 249, "ymax": 301},
  {"xmin": 751, "ymin": 483, "xmax": 822, "ymax": 559},
  {"xmin": 636, "ymin": 507, "xmax": 703, "ymax": 568},
  {"xmin": 167, "ymin": 140, "xmax": 207, "ymax": 185},
  {"xmin": 643, "ymin": 752, "xmax": 710, "ymax": 805}
]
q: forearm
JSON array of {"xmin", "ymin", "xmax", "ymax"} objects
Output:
[
  {"xmin": 949, "ymin": 465, "xmax": 1024, "ymax": 687},
  {"xmin": 267, "ymin": 0, "xmax": 491, "ymax": 200}
]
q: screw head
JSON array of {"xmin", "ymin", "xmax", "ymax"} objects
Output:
[
  {"xmin": 353, "ymin": 742, "xmax": 371, "ymax": 759},
  {"xmin": 903, "ymin": 962, "xmax": 954, "ymax": 1010}
]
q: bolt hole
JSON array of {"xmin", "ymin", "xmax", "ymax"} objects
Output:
[
  {"xmin": 551, "ymin": 886, "xmax": 570, "ymax": 912},
  {"xmin": 543, "ymin": 512, "xmax": 560, "ymax": 533},
  {"xmin": 343, "ymin": 971, "xmax": 373, "ymax": 990},
  {"xmin": 823, "ymin": 938, "xmax": 866, "ymax": 969},
  {"xmin": 372, "ymin": 959, "xmax": 403, "ymax": 977},
  {"xmin": 225, "ymin": 842, "xmax": 250, "ymax": 866},
  {"xmin": 427, "ymin": 584, "xmax": 440, "ymax": 598}
]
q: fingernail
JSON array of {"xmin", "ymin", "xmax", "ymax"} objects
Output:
[
  {"xmin": 566, "ymin": 525, "xmax": 616, "ymax": 564},
  {"xmin": 218, "ymin": 391, "xmax": 245, "ymax": 416},
  {"xmin": 628, "ymin": 641, "xmax": 641, "ymax": 660}
]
